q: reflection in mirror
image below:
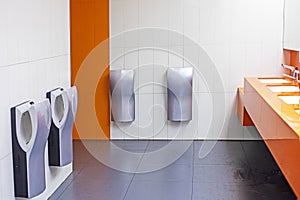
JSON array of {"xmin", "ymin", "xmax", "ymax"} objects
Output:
[{"xmin": 284, "ymin": 0, "xmax": 300, "ymax": 51}]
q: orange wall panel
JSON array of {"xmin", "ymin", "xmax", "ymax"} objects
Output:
[
  {"xmin": 283, "ymin": 49, "xmax": 300, "ymax": 68},
  {"xmin": 71, "ymin": 0, "xmax": 110, "ymax": 139}
]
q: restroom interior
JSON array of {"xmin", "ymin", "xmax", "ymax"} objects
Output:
[{"xmin": 0, "ymin": 0, "xmax": 300, "ymax": 199}]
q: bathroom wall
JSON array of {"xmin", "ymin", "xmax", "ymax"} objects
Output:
[
  {"xmin": 0, "ymin": 0, "xmax": 71, "ymax": 199},
  {"xmin": 110, "ymin": 0, "xmax": 284, "ymax": 140}
]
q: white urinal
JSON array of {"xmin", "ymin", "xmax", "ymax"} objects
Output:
[
  {"xmin": 167, "ymin": 67, "xmax": 193, "ymax": 121},
  {"xmin": 47, "ymin": 87, "xmax": 75, "ymax": 166},
  {"xmin": 60, "ymin": 86, "xmax": 78, "ymax": 166},
  {"xmin": 11, "ymin": 100, "xmax": 51, "ymax": 198},
  {"xmin": 110, "ymin": 69, "xmax": 135, "ymax": 122},
  {"xmin": 47, "ymin": 88, "xmax": 69, "ymax": 166}
]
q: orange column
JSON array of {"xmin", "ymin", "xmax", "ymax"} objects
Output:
[{"xmin": 70, "ymin": 0, "xmax": 110, "ymax": 139}]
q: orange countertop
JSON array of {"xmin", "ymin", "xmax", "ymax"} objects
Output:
[
  {"xmin": 242, "ymin": 77, "xmax": 300, "ymax": 197},
  {"xmin": 244, "ymin": 77, "xmax": 300, "ymax": 139}
]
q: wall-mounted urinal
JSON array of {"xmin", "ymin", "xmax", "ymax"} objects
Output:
[
  {"xmin": 46, "ymin": 88, "xmax": 70, "ymax": 166},
  {"xmin": 60, "ymin": 86, "xmax": 78, "ymax": 166},
  {"xmin": 167, "ymin": 67, "xmax": 193, "ymax": 121},
  {"xmin": 11, "ymin": 99, "xmax": 51, "ymax": 198},
  {"xmin": 110, "ymin": 69, "xmax": 135, "ymax": 122}
]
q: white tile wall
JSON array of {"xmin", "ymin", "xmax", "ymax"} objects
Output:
[
  {"xmin": 0, "ymin": 155, "xmax": 14, "ymax": 200},
  {"xmin": 138, "ymin": 94, "xmax": 154, "ymax": 139},
  {"xmin": 110, "ymin": 0, "xmax": 284, "ymax": 140},
  {"xmin": 0, "ymin": 0, "xmax": 71, "ymax": 199},
  {"xmin": 153, "ymin": 94, "xmax": 168, "ymax": 139},
  {"xmin": 0, "ymin": 68, "xmax": 12, "ymax": 160}
]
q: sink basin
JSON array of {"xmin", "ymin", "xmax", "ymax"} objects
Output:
[
  {"xmin": 259, "ymin": 78, "xmax": 290, "ymax": 84},
  {"xmin": 279, "ymin": 96, "xmax": 300, "ymax": 104},
  {"xmin": 267, "ymin": 86, "xmax": 300, "ymax": 93}
]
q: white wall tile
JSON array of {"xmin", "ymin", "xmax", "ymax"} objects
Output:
[
  {"xmin": 168, "ymin": 0, "xmax": 184, "ymax": 34},
  {"xmin": 110, "ymin": 0, "xmax": 284, "ymax": 140},
  {"xmin": 153, "ymin": 94, "xmax": 168, "ymax": 139},
  {"xmin": 110, "ymin": 0, "xmax": 124, "ymax": 36},
  {"xmin": 110, "ymin": 123, "xmax": 124, "ymax": 139},
  {"xmin": 7, "ymin": 0, "xmax": 20, "ymax": 65},
  {"xmin": 138, "ymin": 94, "xmax": 154, "ymax": 139},
  {"xmin": 211, "ymin": 45, "xmax": 230, "ymax": 92},
  {"xmin": 123, "ymin": 0, "xmax": 139, "ymax": 30},
  {"xmin": 245, "ymin": 44, "xmax": 262, "ymax": 77},
  {"xmin": 205, "ymin": 92, "xmax": 229, "ymax": 140},
  {"xmin": 110, "ymin": 48, "xmax": 124, "ymax": 69},
  {"xmin": 167, "ymin": 121, "xmax": 181, "ymax": 140},
  {"xmin": 153, "ymin": 50, "xmax": 168, "ymax": 94},
  {"xmin": 0, "ymin": 1, "xmax": 8, "ymax": 67},
  {"xmin": 228, "ymin": 44, "xmax": 246, "ymax": 92},
  {"xmin": 0, "ymin": 68, "xmax": 12, "ymax": 160},
  {"xmin": 197, "ymin": 93, "xmax": 213, "ymax": 139},
  {"xmin": 230, "ymin": 0, "xmax": 247, "ymax": 44},
  {"xmin": 184, "ymin": 0, "xmax": 199, "ymax": 42},
  {"xmin": 169, "ymin": 46, "xmax": 184, "ymax": 68},
  {"xmin": 124, "ymin": 49, "xmax": 139, "ymax": 93},
  {"xmin": 52, "ymin": 0, "xmax": 70, "ymax": 56},
  {"xmin": 214, "ymin": 0, "xmax": 231, "ymax": 44},
  {"xmin": 0, "ymin": 155, "xmax": 14, "ymax": 200},
  {"xmin": 261, "ymin": 44, "xmax": 282, "ymax": 76},
  {"xmin": 122, "ymin": 123, "xmax": 140, "ymax": 140},
  {"xmin": 138, "ymin": 49, "xmax": 154, "ymax": 94},
  {"xmin": 199, "ymin": 0, "xmax": 216, "ymax": 45},
  {"xmin": 262, "ymin": 0, "xmax": 284, "ymax": 45},
  {"xmin": 152, "ymin": 0, "xmax": 168, "ymax": 29},
  {"xmin": 139, "ymin": 0, "xmax": 153, "ymax": 28},
  {"xmin": 227, "ymin": 92, "xmax": 244, "ymax": 139},
  {"xmin": 181, "ymin": 93, "xmax": 200, "ymax": 140}
]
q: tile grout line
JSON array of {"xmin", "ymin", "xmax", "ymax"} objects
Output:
[
  {"xmin": 123, "ymin": 140, "xmax": 150, "ymax": 200},
  {"xmin": 191, "ymin": 141, "xmax": 195, "ymax": 200},
  {"xmin": 51, "ymin": 176, "xmax": 75, "ymax": 200},
  {"xmin": 0, "ymin": 54, "xmax": 69, "ymax": 68},
  {"xmin": 239, "ymin": 141, "xmax": 257, "ymax": 186}
]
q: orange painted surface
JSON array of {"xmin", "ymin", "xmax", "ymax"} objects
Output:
[
  {"xmin": 283, "ymin": 49, "xmax": 300, "ymax": 68},
  {"xmin": 237, "ymin": 88, "xmax": 254, "ymax": 126},
  {"xmin": 70, "ymin": 0, "xmax": 110, "ymax": 139},
  {"xmin": 244, "ymin": 77, "xmax": 300, "ymax": 197}
]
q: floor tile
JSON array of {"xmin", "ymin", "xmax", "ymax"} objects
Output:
[
  {"xmin": 76, "ymin": 164, "xmax": 134, "ymax": 182},
  {"xmin": 193, "ymin": 164, "xmax": 255, "ymax": 185},
  {"xmin": 192, "ymin": 183, "xmax": 259, "ymax": 200},
  {"xmin": 48, "ymin": 177, "xmax": 73, "ymax": 200},
  {"xmin": 49, "ymin": 140, "xmax": 296, "ymax": 200},
  {"xmin": 145, "ymin": 140, "xmax": 172, "ymax": 152},
  {"xmin": 134, "ymin": 164, "xmax": 193, "ymax": 182},
  {"xmin": 125, "ymin": 181, "xmax": 192, "ymax": 200},
  {"xmin": 111, "ymin": 140, "xmax": 149, "ymax": 153},
  {"xmin": 194, "ymin": 140, "xmax": 248, "ymax": 167},
  {"xmin": 57, "ymin": 179, "xmax": 130, "ymax": 200},
  {"xmin": 241, "ymin": 141, "xmax": 279, "ymax": 171}
]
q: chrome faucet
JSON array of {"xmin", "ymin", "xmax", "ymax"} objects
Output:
[
  {"xmin": 282, "ymin": 64, "xmax": 298, "ymax": 80},
  {"xmin": 293, "ymin": 69, "xmax": 300, "ymax": 82}
]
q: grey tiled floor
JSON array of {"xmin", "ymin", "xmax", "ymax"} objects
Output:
[{"xmin": 49, "ymin": 140, "xmax": 296, "ymax": 200}]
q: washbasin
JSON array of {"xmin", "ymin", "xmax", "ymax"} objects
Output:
[
  {"xmin": 259, "ymin": 78, "xmax": 290, "ymax": 84},
  {"xmin": 278, "ymin": 95, "xmax": 300, "ymax": 104},
  {"xmin": 267, "ymin": 85, "xmax": 300, "ymax": 93}
]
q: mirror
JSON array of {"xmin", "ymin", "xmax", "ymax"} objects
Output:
[{"xmin": 284, "ymin": 0, "xmax": 300, "ymax": 51}]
